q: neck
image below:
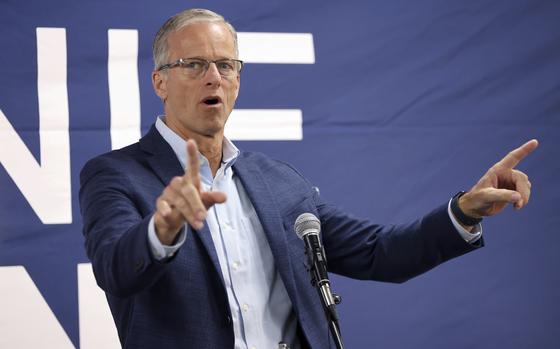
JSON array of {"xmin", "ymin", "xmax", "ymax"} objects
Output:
[
  {"xmin": 164, "ymin": 117, "xmax": 223, "ymax": 177},
  {"xmin": 196, "ymin": 136, "xmax": 223, "ymax": 177}
]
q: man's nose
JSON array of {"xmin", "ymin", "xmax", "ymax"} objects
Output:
[{"xmin": 203, "ymin": 62, "xmax": 222, "ymax": 86}]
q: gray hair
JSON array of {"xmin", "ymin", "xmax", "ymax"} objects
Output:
[{"xmin": 152, "ymin": 8, "xmax": 239, "ymax": 70}]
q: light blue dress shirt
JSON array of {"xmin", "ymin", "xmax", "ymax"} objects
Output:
[
  {"xmin": 147, "ymin": 116, "xmax": 482, "ymax": 349},
  {"xmin": 148, "ymin": 116, "xmax": 299, "ymax": 349}
]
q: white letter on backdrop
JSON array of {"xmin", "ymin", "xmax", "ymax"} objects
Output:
[{"xmin": 0, "ymin": 27, "xmax": 71, "ymax": 224}]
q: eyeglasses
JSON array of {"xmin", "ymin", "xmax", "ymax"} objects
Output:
[{"xmin": 157, "ymin": 58, "xmax": 243, "ymax": 78}]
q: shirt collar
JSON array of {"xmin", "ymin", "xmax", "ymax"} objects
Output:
[{"xmin": 155, "ymin": 116, "xmax": 240, "ymax": 178}]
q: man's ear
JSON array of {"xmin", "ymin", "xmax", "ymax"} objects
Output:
[
  {"xmin": 152, "ymin": 71, "xmax": 168, "ymax": 102},
  {"xmin": 234, "ymin": 73, "xmax": 240, "ymax": 99}
]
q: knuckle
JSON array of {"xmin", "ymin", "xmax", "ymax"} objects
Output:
[
  {"xmin": 156, "ymin": 199, "xmax": 167, "ymax": 211},
  {"xmin": 170, "ymin": 176, "xmax": 183, "ymax": 187},
  {"xmin": 509, "ymin": 149, "xmax": 520, "ymax": 158},
  {"xmin": 181, "ymin": 209, "xmax": 196, "ymax": 223},
  {"xmin": 175, "ymin": 197, "xmax": 188, "ymax": 210},
  {"xmin": 180, "ymin": 184, "xmax": 198, "ymax": 197},
  {"xmin": 162, "ymin": 186, "xmax": 177, "ymax": 200},
  {"xmin": 157, "ymin": 193, "xmax": 173, "ymax": 206},
  {"xmin": 192, "ymin": 200, "xmax": 205, "ymax": 211}
]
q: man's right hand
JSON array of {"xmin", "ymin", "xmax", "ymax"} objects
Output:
[{"xmin": 154, "ymin": 140, "xmax": 227, "ymax": 245}]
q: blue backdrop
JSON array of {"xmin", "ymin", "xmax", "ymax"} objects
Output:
[{"xmin": 1, "ymin": 0, "xmax": 559, "ymax": 348}]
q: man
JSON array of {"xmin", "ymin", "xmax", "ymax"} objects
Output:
[{"xmin": 79, "ymin": 8, "xmax": 537, "ymax": 349}]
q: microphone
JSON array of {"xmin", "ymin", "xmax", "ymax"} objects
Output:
[
  {"xmin": 294, "ymin": 212, "xmax": 344, "ymax": 349},
  {"xmin": 294, "ymin": 213, "xmax": 337, "ymax": 315}
]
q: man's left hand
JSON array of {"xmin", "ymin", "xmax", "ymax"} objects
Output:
[{"xmin": 459, "ymin": 139, "xmax": 539, "ymax": 219}]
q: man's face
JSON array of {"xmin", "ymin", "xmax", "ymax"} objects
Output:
[{"xmin": 152, "ymin": 21, "xmax": 240, "ymax": 139}]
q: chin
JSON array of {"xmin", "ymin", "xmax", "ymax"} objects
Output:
[
  {"xmin": 204, "ymin": 115, "xmax": 228, "ymax": 132},
  {"xmin": 200, "ymin": 122, "xmax": 226, "ymax": 138}
]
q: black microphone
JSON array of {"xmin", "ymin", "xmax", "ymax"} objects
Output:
[
  {"xmin": 295, "ymin": 212, "xmax": 344, "ymax": 349},
  {"xmin": 294, "ymin": 213, "xmax": 337, "ymax": 316}
]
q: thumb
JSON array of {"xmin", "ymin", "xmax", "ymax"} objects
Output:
[
  {"xmin": 201, "ymin": 191, "xmax": 227, "ymax": 209},
  {"xmin": 479, "ymin": 188, "xmax": 521, "ymax": 204}
]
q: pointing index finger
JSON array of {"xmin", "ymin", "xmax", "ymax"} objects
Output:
[
  {"xmin": 186, "ymin": 139, "xmax": 201, "ymax": 190},
  {"xmin": 496, "ymin": 139, "xmax": 539, "ymax": 169}
]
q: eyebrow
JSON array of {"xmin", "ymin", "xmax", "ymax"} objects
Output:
[{"xmin": 185, "ymin": 56, "xmax": 235, "ymax": 61}]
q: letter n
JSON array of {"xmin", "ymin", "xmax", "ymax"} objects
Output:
[{"xmin": 0, "ymin": 28, "xmax": 71, "ymax": 224}]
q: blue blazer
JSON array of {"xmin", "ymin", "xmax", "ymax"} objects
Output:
[{"xmin": 79, "ymin": 125, "xmax": 481, "ymax": 348}]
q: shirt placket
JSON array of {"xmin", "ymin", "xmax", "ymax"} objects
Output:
[
  {"xmin": 216, "ymin": 167, "xmax": 262, "ymax": 349},
  {"xmin": 213, "ymin": 166, "xmax": 257, "ymax": 349}
]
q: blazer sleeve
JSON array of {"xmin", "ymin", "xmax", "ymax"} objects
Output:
[
  {"xmin": 316, "ymin": 191, "xmax": 483, "ymax": 283},
  {"xmin": 79, "ymin": 155, "xmax": 170, "ymax": 297},
  {"xmin": 267, "ymin": 157, "xmax": 482, "ymax": 284}
]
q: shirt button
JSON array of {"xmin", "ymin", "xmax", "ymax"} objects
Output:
[
  {"xmin": 242, "ymin": 303, "xmax": 249, "ymax": 312},
  {"xmin": 223, "ymin": 221, "xmax": 232, "ymax": 230},
  {"xmin": 250, "ymin": 346, "xmax": 256, "ymax": 349},
  {"xmin": 232, "ymin": 261, "xmax": 239, "ymax": 271}
]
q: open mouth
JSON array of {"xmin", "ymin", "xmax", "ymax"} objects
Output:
[{"xmin": 202, "ymin": 97, "xmax": 221, "ymax": 106}]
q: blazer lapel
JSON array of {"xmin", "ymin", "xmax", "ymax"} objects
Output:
[
  {"xmin": 139, "ymin": 125, "xmax": 183, "ymax": 186},
  {"xmin": 233, "ymin": 155, "xmax": 301, "ymax": 312},
  {"xmin": 139, "ymin": 125, "xmax": 225, "ymax": 287}
]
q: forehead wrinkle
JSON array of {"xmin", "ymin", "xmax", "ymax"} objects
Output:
[{"xmin": 167, "ymin": 22, "xmax": 236, "ymax": 61}]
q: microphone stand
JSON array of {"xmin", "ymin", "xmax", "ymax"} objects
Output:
[{"xmin": 308, "ymin": 247, "xmax": 345, "ymax": 349}]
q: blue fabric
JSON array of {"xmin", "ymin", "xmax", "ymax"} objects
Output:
[
  {"xmin": 1, "ymin": 1, "xmax": 558, "ymax": 348},
  {"xmin": 79, "ymin": 125, "xmax": 481, "ymax": 348}
]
